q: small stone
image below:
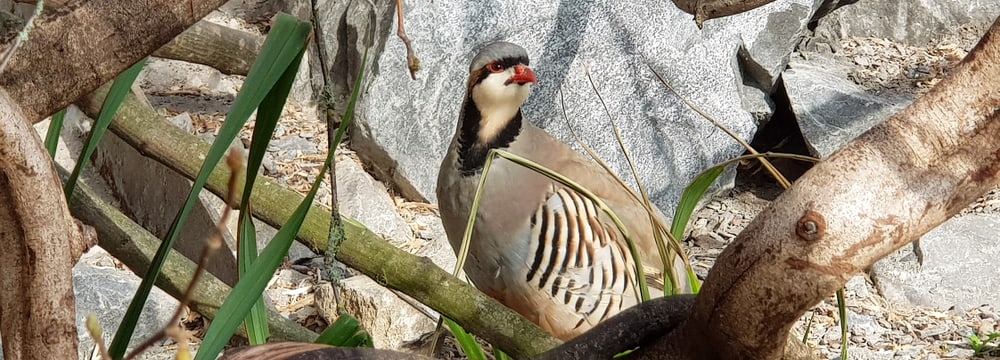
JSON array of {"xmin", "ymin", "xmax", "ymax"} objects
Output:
[
  {"xmin": 917, "ymin": 325, "xmax": 948, "ymax": 339},
  {"xmin": 277, "ymin": 268, "xmax": 310, "ymax": 287},
  {"xmin": 168, "ymin": 112, "xmax": 194, "ymax": 133},
  {"xmin": 945, "ymin": 348, "xmax": 975, "ymax": 358}
]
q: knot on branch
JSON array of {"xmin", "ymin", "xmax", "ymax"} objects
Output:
[{"xmin": 796, "ymin": 210, "xmax": 825, "ymax": 242}]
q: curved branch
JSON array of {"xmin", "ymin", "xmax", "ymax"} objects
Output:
[
  {"xmin": 0, "ymin": 90, "xmax": 90, "ymax": 359},
  {"xmin": 533, "ymin": 295, "xmax": 694, "ymax": 360},
  {"xmin": 73, "ymin": 86, "xmax": 562, "ymax": 359},
  {"xmin": 153, "ymin": 20, "xmax": 264, "ymax": 76},
  {"xmin": 638, "ymin": 16, "xmax": 1000, "ymax": 359}
]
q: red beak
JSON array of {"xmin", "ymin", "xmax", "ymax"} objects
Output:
[{"xmin": 507, "ymin": 64, "xmax": 537, "ymax": 85}]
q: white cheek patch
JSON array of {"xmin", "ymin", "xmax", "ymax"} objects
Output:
[{"xmin": 472, "ymin": 70, "xmax": 532, "ymax": 142}]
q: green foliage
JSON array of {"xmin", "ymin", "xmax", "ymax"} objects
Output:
[
  {"xmin": 44, "ymin": 108, "xmax": 65, "ymax": 158},
  {"xmin": 315, "ymin": 314, "xmax": 373, "ymax": 348},
  {"xmin": 193, "ymin": 12, "xmax": 372, "ymax": 359},
  {"xmin": 108, "ymin": 14, "xmax": 312, "ymax": 359},
  {"xmin": 234, "ymin": 23, "xmax": 308, "ymax": 345},
  {"xmin": 65, "ymin": 58, "xmax": 147, "ymax": 201},
  {"xmin": 969, "ymin": 332, "xmax": 1000, "ymax": 356},
  {"xmin": 446, "ymin": 318, "xmax": 488, "ymax": 360}
]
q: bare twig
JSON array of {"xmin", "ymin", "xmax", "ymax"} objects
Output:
[
  {"xmin": 123, "ymin": 150, "xmax": 245, "ymax": 360},
  {"xmin": 396, "ymin": 0, "xmax": 420, "ymax": 79}
]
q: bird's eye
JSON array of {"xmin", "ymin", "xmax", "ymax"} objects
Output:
[{"xmin": 487, "ymin": 62, "xmax": 504, "ymax": 73}]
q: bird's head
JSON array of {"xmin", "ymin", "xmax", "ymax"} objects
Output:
[{"xmin": 466, "ymin": 42, "xmax": 537, "ymax": 124}]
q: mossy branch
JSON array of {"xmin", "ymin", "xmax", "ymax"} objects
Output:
[
  {"xmin": 74, "ymin": 84, "xmax": 562, "ymax": 358},
  {"xmin": 64, "ymin": 166, "xmax": 317, "ymax": 343}
]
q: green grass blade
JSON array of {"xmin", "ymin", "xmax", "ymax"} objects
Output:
[
  {"xmin": 670, "ymin": 165, "xmax": 725, "ymax": 293},
  {"xmin": 44, "ymin": 108, "xmax": 66, "ymax": 157},
  {"xmin": 65, "ymin": 58, "xmax": 147, "ymax": 201},
  {"xmin": 314, "ymin": 313, "xmax": 372, "ymax": 347},
  {"xmin": 194, "ymin": 19, "xmax": 365, "ymax": 359},
  {"xmin": 670, "ymin": 166, "xmax": 725, "ymax": 242},
  {"xmin": 445, "ymin": 318, "xmax": 487, "ymax": 360},
  {"xmin": 239, "ymin": 217, "xmax": 269, "ymax": 345},
  {"xmin": 493, "ymin": 348, "xmax": 511, "ymax": 360},
  {"xmin": 236, "ymin": 34, "xmax": 306, "ymax": 346},
  {"xmin": 193, "ymin": 111, "xmax": 332, "ymax": 360},
  {"xmin": 484, "ymin": 149, "xmax": 650, "ymax": 300},
  {"xmin": 837, "ymin": 289, "xmax": 848, "ymax": 360},
  {"xmin": 107, "ymin": 14, "xmax": 312, "ymax": 359}
]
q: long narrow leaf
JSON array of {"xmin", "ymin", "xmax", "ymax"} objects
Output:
[
  {"xmin": 445, "ymin": 318, "xmax": 487, "ymax": 360},
  {"xmin": 108, "ymin": 14, "xmax": 313, "ymax": 359},
  {"xmin": 315, "ymin": 314, "xmax": 372, "ymax": 347},
  {"xmin": 194, "ymin": 24, "xmax": 367, "ymax": 359},
  {"xmin": 237, "ymin": 38, "xmax": 306, "ymax": 346},
  {"xmin": 65, "ymin": 58, "xmax": 147, "ymax": 201},
  {"xmin": 44, "ymin": 108, "xmax": 66, "ymax": 158},
  {"xmin": 670, "ymin": 166, "xmax": 725, "ymax": 242},
  {"xmin": 194, "ymin": 148, "xmax": 330, "ymax": 360}
]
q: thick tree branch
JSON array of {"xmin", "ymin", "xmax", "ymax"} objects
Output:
[
  {"xmin": 153, "ymin": 20, "xmax": 264, "ymax": 76},
  {"xmin": 636, "ymin": 17, "xmax": 1000, "ymax": 359},
  {"xmin": 0, "ymin": 90, "xmax": 90, "ymax": 359},
  {"xmin": 669, "ymin": 0, "xmax": 777, "ymax": 28},
  {"xmin": 0, "ymin": 0, "xmax": 230, "ymax": 123},
  {"xmin": 74, "ymin": 86, "xmax": 562, "ymax": 358},
  {"xmin": 533, "ymin": 295, "xmax": 695, "ymax": 360},
  {"xmin": 65, "ymin": 168, "xmax": 317, "ymax": 343}
]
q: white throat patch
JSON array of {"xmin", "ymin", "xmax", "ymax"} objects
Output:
[{"xmin": 471, "ymin": 69, "xmax": 532, "ymax": 142}]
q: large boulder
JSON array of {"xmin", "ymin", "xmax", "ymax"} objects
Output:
[
  {"xmin": 316, "ymin": 0, "xmax": 831, "ymax": 213},
  {"xmin": 872, "ymin": 214, "xmax": 1000, "ymax": 312},
  {"xmin": 826, "ymin": 1, "xmax": 1000, "ymax": 45},
  {"xmin": 782, "ymin": 55, "xmax": 913, "ymax": 158}
]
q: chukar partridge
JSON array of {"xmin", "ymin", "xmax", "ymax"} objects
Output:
[{"xmin": 436, "ymin": 42, "xmax": 693, "ymax": 340}]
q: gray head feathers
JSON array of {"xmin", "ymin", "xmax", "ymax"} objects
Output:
[{"xmin": 469, "ymin": 42, "xmax": 530, "ymax": 73}]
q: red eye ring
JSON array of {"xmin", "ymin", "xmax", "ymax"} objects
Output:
[{"xmin": 487, "ymin": 62, "xmax": 504, "ymax": 73}]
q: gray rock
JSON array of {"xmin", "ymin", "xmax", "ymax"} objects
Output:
[
  {"xmin": 783, "ymin": 55, "xmax": 913, "ymax": 158},
  {"xmin": 841, "ymin": 347, "xmax": 894, "ymax": 360},
  {"xmin": 334, "ymin": 159, "xmax": 415, "ymax": 246},
  {"xmin": 269, "ymin": 136, "xmax": 319, "ymax": 161},
  {"xmin": 945, "ymin": 348, "xmax": 976, "ymax": 359},
  {"xmin": 324, "ymin": 0, "xmax": 828, "ymax": 212},
  {"xmin": 844, "ymin": 275, "xmax": 870, "ymax": 299},
  {"xmin": 315, "ymin": 277, "xmax": 436, "ymax": 351},
  {"xmin": 73, "ymin": 258, "xmax": 179, "ymax": 360},
  {"xmin": 825, "ymin": 1, "xmax": 1000, "ymax": 45},
  {"xmin": 413, "ymin": 221, "xmax": 458, "ymax": 274},
  {"xmin": 872, "ymin": 214, "xmax": 1000, "ymax": 312},
  {"xmin": 168, "ymin": 112, "xmax": 194, "ymax": 133},
  {"xmin": 253, "ymin": 217, "xmax": 319, "ymax": 264},
  {"xmin": 139, "ymin": 57, "xmax": 242, "ymax": 98},
  {"xmin": 847, "ymin": 311, "xmax": 887, "ymax": 345}
]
